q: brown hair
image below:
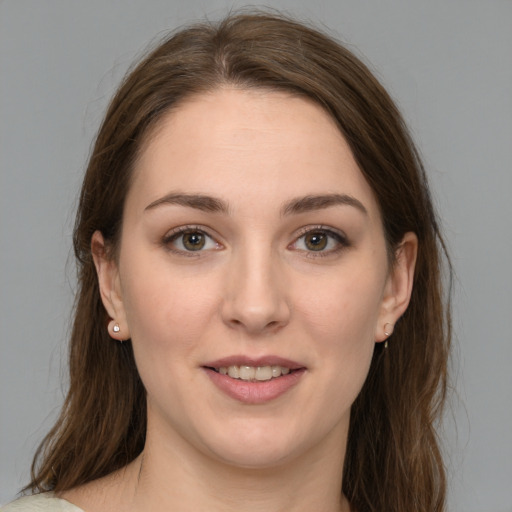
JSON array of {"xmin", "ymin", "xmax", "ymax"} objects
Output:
[{"xmin": 27, "ymin": 11, "xmax": 451, "ymax": 512}]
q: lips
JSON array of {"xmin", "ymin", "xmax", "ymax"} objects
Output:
[{"xmin": 203, "ymin": 356, "xmax": 306, "ymax": 404}]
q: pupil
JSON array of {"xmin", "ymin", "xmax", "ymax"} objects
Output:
[
  {"xmin": 306, "ymin": 232, "xmax": 327, "ymax": 251},
  {"xmin": 183, "ymin": 232, "xmax": 205, "ymax": 250}
]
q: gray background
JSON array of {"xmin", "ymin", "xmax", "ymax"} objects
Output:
[{"xmin": 1, "ymin": 0, "xmax": 511, "ymax": 510}]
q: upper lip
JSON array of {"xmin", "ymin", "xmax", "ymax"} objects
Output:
[{"xmin": 203, "ymin": 355, "xmax": 305, "ymax": 370}]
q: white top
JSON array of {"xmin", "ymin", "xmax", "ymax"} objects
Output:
[{"xmin": 1, "ymin": 494, "xmax": 84, "ymax": 512}]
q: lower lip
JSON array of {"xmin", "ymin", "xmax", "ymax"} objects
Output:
[{"xmin": 204, "ymin": 368, "xmax": 306, "ymax": 404}]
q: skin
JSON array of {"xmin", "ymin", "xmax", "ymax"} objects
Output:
[{"xmin": 64, "ymin": 88, "xmax": 417, "ymax": 512}]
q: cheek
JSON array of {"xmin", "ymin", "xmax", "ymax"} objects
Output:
[
  {"xmin": 294, "ymin": 266, "xmax": 384, "ymax": 398},
  {"xmin": 297, "ymin": 266, "xmax": 384, "ymax": 347},
  {"xmin": 119, "ymin": 267, "xmax": 221, "ymax": 411},
  {"xmin": 119, "ymin": 258, "xmax": 219, "ymax": 354}
]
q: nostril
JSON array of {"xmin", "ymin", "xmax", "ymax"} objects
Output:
[
  {"xmin": 221, "ymin": 280, "xmax": 291, "ymax": 334},
  {"xmin": 226, "ymin": 316, "xmax": 286, "ymax": 335}
]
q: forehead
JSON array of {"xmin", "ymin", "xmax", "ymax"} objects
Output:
[{"xmin": 128, "ymin": 88, "xmax": 380, "ymax": 220}]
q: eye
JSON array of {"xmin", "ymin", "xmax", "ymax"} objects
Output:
[
  {"xmin": 291, "ymin": 227, "xmax": 348, "ymax": 255},
  {"xmin": 164, "ymin": 227, "xmax": 220, "ymax": 253}
]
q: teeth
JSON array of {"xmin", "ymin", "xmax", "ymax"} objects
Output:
[
  {"xmin": 217, "ymin": 365, "xmax": 292, "ymax": 381},
  {"xmin": 227, "ymin": 366, "xmax": 239, "ymax": 379},
  {"xmin": 239, "ymin": 365, "xmax": 255, "ymax": 380},
  {"xmin": 271, "ymin": 365, "xmax": 281, "ymax": 377},
  {"xmin": 255, "ymin": 366, "xmax": 272, "ymax": 381}
]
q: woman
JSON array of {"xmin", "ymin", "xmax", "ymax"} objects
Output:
[{"xmin": 3, "ymin": 11, "xmax": 451, "ymax": 512}]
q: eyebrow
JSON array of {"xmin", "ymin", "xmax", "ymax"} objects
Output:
[
  {"xmin": 144, "ymin": 192, "xmax": 367, "ymax": 216},
  {"xmin": 281, "ymin": 194, "xmax": 368, "ymax": 216},
  {"xmin": 144, "ymin": 193, "xmax": 229, "ymax": 213}
]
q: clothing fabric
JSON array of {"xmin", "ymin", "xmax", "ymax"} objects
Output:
[{"xmin": 1, "ymin": 493, "xmax": 84, "ymax": 512}]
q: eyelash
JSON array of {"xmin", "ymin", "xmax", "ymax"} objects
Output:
[
  {"xmin": 162, "ymin": 225, "xmax": 221, "ymax": 257},
  {"xmin": 162, "ymin": 225, "xmax": 349, "ymax": 257},
  {"xmin": 291, "ymin": 225, "xmax": 350, "ymax": 258}
]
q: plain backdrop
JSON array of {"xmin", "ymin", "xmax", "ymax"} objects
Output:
[{"xmin": 1, "ymin": 1, "xmax": 511, "ymax": 510}]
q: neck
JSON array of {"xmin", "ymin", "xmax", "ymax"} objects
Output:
[
  {"xmin": 61, "ymin": 417, "xmax": 351, "ymax": 512},
  {"xmin": 125, "ymin": 422, "xmax": 349, "ymax": 512}
]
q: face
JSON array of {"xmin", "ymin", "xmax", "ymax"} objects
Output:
[{"xmin": 94, "ymin": 88, "xmax": 416, "ymax": 470}]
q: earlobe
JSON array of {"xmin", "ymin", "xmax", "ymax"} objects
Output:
[
  {"xmin": 91, "ymin": 231, "xmax": 129, "ymax": 341},
  {"xmin": 375, "ymin": 232, "xmax": 418, "ymax": 342}
]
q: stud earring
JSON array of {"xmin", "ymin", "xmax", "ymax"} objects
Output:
[
  {"xmin": 107, "ymin": 320, "xmax": 129, "ymax": 344},
  {"xmin": 384, "ymin": 323, "xmax": 394, "ymax": 337},
  {"xmin": 108, "ymin": 320, "xmax": 125, "ymax": 343}
]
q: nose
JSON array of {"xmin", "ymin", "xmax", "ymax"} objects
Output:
[{"xmin": 221, "ymin": 247, "xmax": 291, "ymax": 336}]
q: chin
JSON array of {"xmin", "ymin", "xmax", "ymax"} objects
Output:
[
  {"xmin": 209, "ymin": 440, "xmax": 304, "ymax": 470},
  {"xmin": 195, "ymin": 415, "xmax": 342, "ymax": 471}
]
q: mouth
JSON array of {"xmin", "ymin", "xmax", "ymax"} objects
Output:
[
  {"xmin": 208, "ymin": 364, "xmax": 294, "ymax": 382},
  {"xmin": 202, "ymin": 357, "xmax": 306, "ymax": 404}
]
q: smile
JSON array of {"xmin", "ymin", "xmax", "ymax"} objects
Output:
[
  {"xmin": 214, "ymin": 365, "xmax": 291, "ymax": 381},
  {"xmin": 203, "ymin": 357, "xmax": 306, "ymax": 404}
]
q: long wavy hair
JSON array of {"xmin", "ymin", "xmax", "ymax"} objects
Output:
[{"xmin": 27, "ymin": 11, "xmax": 451, "ymax": 512}]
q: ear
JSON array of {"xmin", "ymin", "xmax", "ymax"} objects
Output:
[
  {"xmin": 91, "ymin": 230, "xmax": 130, "ymax": 341},
  {"xmin": 375, "ymin": 232, "xmax": 418, "ymax": 342}
]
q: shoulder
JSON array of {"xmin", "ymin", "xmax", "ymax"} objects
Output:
[{"xmin": 1, "ymin": 493, "xmax": 85, "ymax": 512}]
